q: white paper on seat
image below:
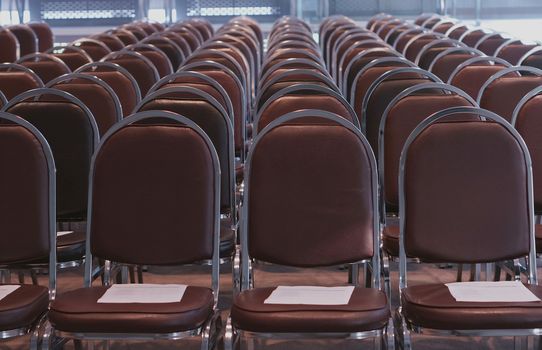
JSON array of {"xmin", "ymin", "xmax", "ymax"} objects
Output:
[
  {"xmin": 57, "ymin": 231, "xmax": 74, "ymax": 237},
  {"xmin": 0, "ymin": 285, "xmax": 20, "ymax": 301},
  {"xmin": 97, "ymin": 284, "xmax": 187, "ymax": 303},
  {"xmin": 264, "ymin": 286, "xmax": 355, "ymax": 305},
  {"xmin": 445, "ymin": 281, "xmax": 540, "ymax": 302}
]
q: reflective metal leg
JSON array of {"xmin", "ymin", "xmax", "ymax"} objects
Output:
[{"xmin": 386, "ymin": 320, "xmax": 396, "ymax": 350}]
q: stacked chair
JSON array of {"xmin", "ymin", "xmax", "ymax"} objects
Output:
[{"xmin": 0, "ymin": 10, "xmax": 542, "ymax": 350}]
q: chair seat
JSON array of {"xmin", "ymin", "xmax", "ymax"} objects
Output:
[
  {"xmin": 235, "ymin": 160, "xmax": 244, "ymax": 183},
  {"xmin": 27, "ymin": 231, "xmax": 86, "ymax": 265},
  {"xmin": 49, "ymin": 285, "xmax": 214, "ymax": 333},
  {"xmin": 402, "ymin": 283, "xmax": 542, "ymax": 330},
  {"xmin": 0, "ymin": 284, "xmax": 49, "ymax": 331},
  {"xmin": 231, "ymin": 286, "xmax": 390, "ymax": 333},
  {"xmin": 382, "ymin": 224, "xmax": 399, "ymax": 257}
]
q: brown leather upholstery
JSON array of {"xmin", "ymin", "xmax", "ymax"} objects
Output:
[
  {"xmin": 138, "ymin": 99, "xmax": 232, "ymax": 212},
  {"xmin": 365, "ymin": 78, "xmax": 430, "ymax": 152},
  {"xmin": 461, "ymin": 31, "xmax": 486, "ymax": 47},
  {"xmin": 382, "ymin": 224, "xmax": 400, "ymax": 257},
  {"xmin": 0, "ymin": 125, "xmax": 50, "ymax": 263},
  {"xmin": 105, "ymin": 57, "xmax": 157, "ymax": 96},
  {"xmin": 144, "ymin": 40, "xmax": 183, "ymax": 70},
  {"xmin": 258, "ymin": 94, "xmax": 354, "ymax": 132},
  {"xmin": 402, "ymin": 284, "xmax": 542, "ymax": 330},
  {"xmin": 405, "ymin": 38, "xmax": 438, "ymax": 62},
  {"xmin": 53, "ymin": 52, "xmax": 92, "ymax": 71},
  {"xmin": 524, "ymin": 55, "xmax": 542, "ymax": 70},
  {"xmin": 481, "ymin": 76, "xmax": 542, "ymax": 121},
  {"xmin": 49, "ymin": 285, "xmax": 213, "ymax": 333},
  {"xmin": 89, "ymin": 124, "xmax": 215, "ymax": 265},
  {"xmin": 384, "ymin": 95, "xmax": 473, "ymax": 208},
  {"xmin": 191, "ymin": 69, "xmax": 244, "ymax": 155},
  {"xmin": 161, "ymin": 81, "xmax": 229, "ymax": 116},
  {"xmin": 447, "ymin": 27, "xmax": 468, "ymax": 40},
  {"xmin": 477, "ymin": 38, "xmax": 508, "ymax": 56},
  {"xmin": 77, "ymin": 42, "xmax": 110, "ymax": 61},
  {"xmin": 0, "ymin": 284, "xmax": 49, "ymax": 331},
  {"xmin": 515, "ymin": 95, "xmax": 542, "ymax": 213},
  {"xmin": 8, "ymin": 101, "xmax": 94, "ymax": 220},
  {"xmin": 92, "ymin": 34, "xmax": 125, "ymax": 51},
  {"xmin": 9, "ymin": 25, "xmax": 38, "ymax": 56},
  {"xmin": 231, "ymin": 287, "xmax": 389, "ymax": 333},
  {"xmin": 498, "ymin": 44, "xmax": 539, "ymax": 65},
  {"xmin": 133, "ymin": 50, "xmax": 171, "ymax": 78},
  {"xmin": 404, "ymin": 121, "xmax": 529, "ymax": 263},
  {"xmin": 82, "ymin": 70, "xmax": 138, "ymax": 117},
  {"xmin": 52, "ymin": 80, "xmax": 118, "ymax": 136},
  {"xmin": 450, "ymin": 65, "xmax": 507, "ymax": 100},
  {"xmin": 0, "ymin": 72, "xmax": 42, "ymax": 100},
  {"xmin": 28, "ymin": 22, "xmax": 54, "ymax": 52},
  {"xmin": 417, "ymin": 45, "xmax": 455, "ymax": 70},
  {"xmin": 343, "ymin": 52, "xmax": 398, "ymax": 92},
  {"xmin": 0, "ymin": 29, "xmax": 18, "ymax": 62},
  {"xmin": 20, "ymin": 60, "xmax": 71, "ymax": 84},
  {"xmin": 248, "ymin": 123, "xmax": 375, "ymax": 266},
  {"xmin": 395, "ymin": 31, "xmax": 423, "ymax": 53},
  {"xmin": 259, "ymin": 81, "xmax": 329, "ymax": 110},
  {"xmin": 430, "ymin": 54, "xmax": 475, "ymax": 82}
]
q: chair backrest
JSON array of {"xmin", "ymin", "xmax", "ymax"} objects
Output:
[
  {"xmin": 427, "ymin": 47, "xmax": 483, "ymax": 82},
  {"xmin": 512, "ymin": 86, "xmax": 542, "ymax": 215},
  {"xmin": 141, "ymin": 35, "xmax": 185, "ymax": 70},
  {"xmin": 477, "ymin": 66, "xmax": 542, "ymax": 122},
  {"xmin": 255, "ymin": 84, "xmax": 359, "ymax": 133},
  {"xmin": 46, "ymin": 73, "xmax": 122, "ymax": 135},
  {"xmin": 0, "ymin": 63, "xmax": 44, "ymax": 100},
  {"xmin": 134, "ymin": 87, "xmax": 234, "ymax": 214},
  {"xmin": 101, "ymin": 50, "xmax": 160, "ymax": 96},
  {"xmin": 8, "ymin": 24, "xmax": 38, "ymax": 56},
  {"xmin": 242, "ymin": 110, "xmax": 379, "ymax": 288},
  {"xmin": 399, "ymin": 107, "xmax": 535, "ymax": 286},
  {"xmin": 2, "ymin": 88, "xmax": 99, "ymax": 220},
  {"xmin": 72, "ymin": 38, "xmax": 112, "ymax": 61},
  {"xmin": 378, "ymin": 83, "xmax": 476, "ymax": 213},
  {"xmin": 447, "ymin": 56, "xmax": 512, "ymax": 100},
  {"xmin": 46, "ymin": 45, "xmax": 93, "ymax": 71},
  {"xmin": 17, "ymin": 53, "xmax": 71, "ymax": 83},
  {"xmin": 85, "ymin": 110, "xmax": 220, "ymax": 302},
  {"xmin": 75, "ymin": 61, "xmax": 141, "ymax": 117},
  {"xmin": 0, "ymin": 27, "xmax": 19, "ymax": 62},
  {"xmin": 361, "ymin": 67, "xmax": 441, "ymax": 150},
  {"xmin": 124, "ymin": 43, "xmax": 174, "ymax": 78},
  {"xmin": 28, "ymin": 22, "xmax": 54, "ymax": 52},
  {"xmin": 91, "ymin": 33, "xmax": 125, "ymax": 51}
]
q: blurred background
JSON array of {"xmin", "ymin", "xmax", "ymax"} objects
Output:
[{"xmin": 2, "ymin": 0, "xmax": 541, "ymax": 41}]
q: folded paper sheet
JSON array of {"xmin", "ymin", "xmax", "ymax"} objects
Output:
[
  {"xmin": 445, "ymin": 281, "xmax": 540, "ymax": 302},
  {"xmin": 0, "ymin": 285, "xmax": 20, "ymax": 301},
  {"xmin": 264, "ymin": 286, "xmax": 355, "ymax": 305},
  {"xmin": 57, "ymin": 231, "xmax": 74, "ymax": 236},
  {"xmin": 97, "ymin": 284, "xmax": 187, "ymax": 303}
]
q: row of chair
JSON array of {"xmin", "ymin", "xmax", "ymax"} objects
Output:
[{"xmin": 320, "ymin": 13, "xmax": 542, "ymax": 349}]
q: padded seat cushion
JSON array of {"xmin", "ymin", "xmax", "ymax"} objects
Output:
[
  {"xmin": 49, "ymin": 285, "xmax": 214, "ymax": 333},
  {"xmin": 0, "ymin": 284, "xmax": 49, "ymax": 331},
  {"xmin": 231, "ymin": 287, "xmax": 389, "ymax": 333},
  {"xmin": 220, "ymin": 220, "xmax": 235, "ymax": 258},
  {"xmin": 382, "ymin": 224, "xmax": 399, "ymax": 257},
  {"xmin": 402, "ymin": 283, "xmax": 542, "ymax": 330}
]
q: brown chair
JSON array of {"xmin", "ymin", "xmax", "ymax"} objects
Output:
[
  {"xmin": 124, "ymin": 43, "xmax": 174, "ymax": 78},
  {"xmin": 100, "ymin": 50, "xmax": 160, "ymax": 96},
  {"xmin": 447, "ymin": 56, "xmax": 512, "ymax": 100},
  {"xmin": 0, "ymin": 90, "xmax": 6, "ymax": 108},
  {"xmin": 0, "ymin": 63, "xmax": 44, "ymax": 100},
  {"xmin": 43, "ymin": 110, "xmax": 221, "ymax": 349},
  {"xmin": 337, "ymin": 41, "xmax": 393, "ymax": 88},
  {"xmin": 518, "ymin": 47, "xmax": 542, "ymax": 70},
  {"xmin": 2, "ymin": 88, "xmax": 99, "ymax": 269},
  {"xmin": 474, "ymin": 33, "xmax": 514, "ymax": 56},
  {"xmin": 495, "ymin": 39, "xmax": 540, "ymax": 65},
  {"xmin": 8, "ymin": 24, "xmax": 38, "ymax": 56},
  {"xmin": 259, "ymin": 58, "xmax": 329, "ymax": 90},
  {"xmin": 71, "ymin": 38, "xmax": 112, "ymax": 61},
  {"xmin": 134, "ymin": 87, "xmax": 236, "ymax": 230},
  {"xmin": 0, "ymin": 27, "xmax": 19, "ymax": 62},
  {"xmin": 226, "ymin": 109, "xmax": 391, "ymax": 349},
  {"xmin": 46, "ymin": 73, "xmax": 123, "ymax": 136},
  {"xmin": 445, "ymin": 23, "xmax": 470, "ymax": 40},
  {"xmin": 393, "ymin": 27, "xmax": 425, "ymax": 54},
  {"xmin": 166, "ymin": 26, "xmax": 200, "ymax": 52},
  {"xmin": 395, "ymin": 106, "xmax": 541, "ymax": 348},
  {"xmin": 179, "ymin": 61, "xmax": 247, "ymax": 161},
  {"xmin": 512, "ymin": 86, "xmax": 542, "ymax": 254},
  {"xmin": 141, "ymin": 35, "xmax": 185, "ymax": 70},
  {"xmin": 360, "ymin": 67, "xmax": 442, "ymax": 151},
  {"xmin": 90, "ymin": 33, "xmax": 125, "ymax": 52},
  {"xmin": 75, "ymin": 62, "xmax": 141, "ymax": 118},
  {"xmin": 427, "ymin": 47, "xmax": 483, "ymax": 82},
  {"xmin": 477, "ymin": 66, "xmax": 542, "ymax": 122},
  {"xmin": 106, "ymin": 28, "xmax": 139, "ymax": 46},
  {"xmin": 16, "ymin": 53, "xmax": 71, "ymax": 84},
  {"xmin": 27, "ymin": 22, "xmax": 54, "ymax": 52},
  {"xmin": 0, "ymin": 111, "xmax": 56, "ymax": 349},
  {"xmin": 254, "ymin": 84, "xmax": 359, "ymax": 133},
  {"xmin": 413, "ymin": 38, "xmax": 463, "ymax": 68},
  {"xmin": 46, "ymin": 46, "xmax": 93, "ymax": 71},
  {"xmin": 403, "ymin": 33, "xmax": 446, "ymax": 62},
  {"xmin": 459, "ymin": 28, "xmax": 494, "ymax": 47}
]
